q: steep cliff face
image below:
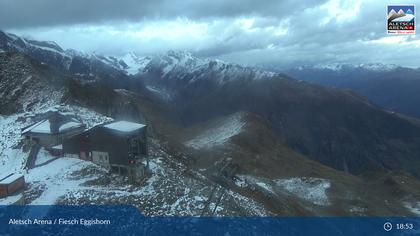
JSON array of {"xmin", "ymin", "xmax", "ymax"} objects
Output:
[{"xmin": 0, "ymin": 52, "xmax": 65, "ymax": 114}]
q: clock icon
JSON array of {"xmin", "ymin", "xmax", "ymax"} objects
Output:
[{"xmin": 384, "ymin": 222, "xmax": 393, "ymax": 232}]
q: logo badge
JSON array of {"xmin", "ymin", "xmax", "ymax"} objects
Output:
[{"xmin": 387, "ymin": 4, "xmax": 415, "ymax": 34}]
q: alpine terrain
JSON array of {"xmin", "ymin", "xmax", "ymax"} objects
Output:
[{"xmin": 1, "ymin": 30, "xmax": 420, "ymax": 216}]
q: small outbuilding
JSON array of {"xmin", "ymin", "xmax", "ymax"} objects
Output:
[{"xmin": 0, "ymin": 174, "xmax": 25, "ymax": 198}]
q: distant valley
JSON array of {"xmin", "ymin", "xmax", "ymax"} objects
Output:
[{"xmin": 274, "ymin": 64, "xmax": 420, "ymax": 119}]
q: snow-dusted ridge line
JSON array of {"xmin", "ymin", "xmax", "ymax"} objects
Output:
[
  {"xmin": 294, "ymin": 63, "xmax": 402, "ymax": 72},
  {"xmin": 2, "ymin": 30, "xmax": 280, "ymax": 79},
  {"xmin": 144, "ymin": 50, "xmax": 278, "ymax": 84},
  {"xmin": 4, "ymin": 32, "xmax": 69, "ymax": 58}
]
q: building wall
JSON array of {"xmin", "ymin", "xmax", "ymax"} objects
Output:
[
  {"xmin": 62, "ymin": 125, "xmax": 148, "ymax": 175},
  {"xmin": 90, "ymin": 128, "xmax": 131, "ymax": 166},
  {"xmin": 6, "ymin": 177, "xmax": 25, "ymax": 195},
  {"xmin": 92, "ymin": 151, "xmax": 111, "ymax": 169},
  {"xmin": 59, "ymin": 127, "xmax": 86, "ymax": 142},
  {"xmin": 63, "ymin": 132, "xmax": 90, "ymax": 155}
]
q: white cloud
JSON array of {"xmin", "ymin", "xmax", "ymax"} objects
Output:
[
  {"xmin": 366, "ymin": 35, "xmax": 420, "ymax": 47},
  {"xmin": 320, "ymin": 0, "xmax": 363, "ymax": 25}
]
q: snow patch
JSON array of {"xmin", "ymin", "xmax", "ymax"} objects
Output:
[
  {"xmin": 26, "ymin": 153, "xmax": 96, "ymax": 205},
  {"xmin": 0, "ymin": 193, "xmax": 23, "ymax": 205},
  {"xmin": 59, "ymin": 121, "xmax": 83, "ymax": 132},
  {"xmin": 404, "ymin": 202, "xmax": 420, "ymax": 216},
  {"xmin": 22, "ymin": 75, "xmax": 32, "ymax": 85},
  {"xmin": 34, "ymin": 150, "xmax": 50, "ymax": 165},
  {"xmin": 104, "ymin": 121, "xmax": 146, "ymax": 133},
  {"xmin": 0, "ymin": 115, "xmax": 32, "ymax": 174},
  {"xmin": 275, "ymin": 177, "xmax": 331, "ymax": 206},
  {"xmin": 185, "ymin": 113, "xmax": 245, "ymax": 149},
  {"xmin": 234, "ymin": 175, "xmax": 248, "ymax": 188},
  {"xmin": 256, "ymin": 182, "xmax": 276, "ymax": 194}
]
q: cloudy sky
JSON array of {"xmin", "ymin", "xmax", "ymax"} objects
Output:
[{"xmin": 1, "ymin": 0, "xmax": 419, "ymax": 67}]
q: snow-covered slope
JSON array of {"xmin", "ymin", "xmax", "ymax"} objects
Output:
[
  {"xmin": 276, "ymin": 177, "xmax": 331, "ymax": 206},
  {"xmin": 20, "ymin": 137, "xmax": 268, "ymax": 216},
  {"xmin": 26, "ymin": 150, "xmax": 98, "ymax": 205},
  {"xmin": 185, "ymin": 113, "xmax": 245, "ymax": 149},
  {"xmin": 237, "ymin": 175, "xmax": 331, "ymax": 207}
]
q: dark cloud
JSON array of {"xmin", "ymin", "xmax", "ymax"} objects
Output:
[
  {"xmin": 0, "ymin": 0, "xmax": 162, "ymax": 29},
  {"xmin": 0, "ymin": 0, "xmax": 327, "ymax": 29},
  {"xmin": 3, "ymin": 0, "xmax": 420, "ymax": 68}
]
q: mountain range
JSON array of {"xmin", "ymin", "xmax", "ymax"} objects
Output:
[{"xmin": 1, "ymin": 30, "xmax": 420, "ymax": 216}]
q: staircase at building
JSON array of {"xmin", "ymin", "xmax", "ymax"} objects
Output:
[{"xmin": 25, "ymin": 143, "xmax": 41, "ymax": 169}]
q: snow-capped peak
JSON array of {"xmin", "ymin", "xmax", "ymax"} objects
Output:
[
  {"xmin": 145, "ymin": 50, "xmax": 206, "ymax": 77},
  {"xmin": 118, "ymin": 52, "xmax": 151, "ymax": 75}
]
